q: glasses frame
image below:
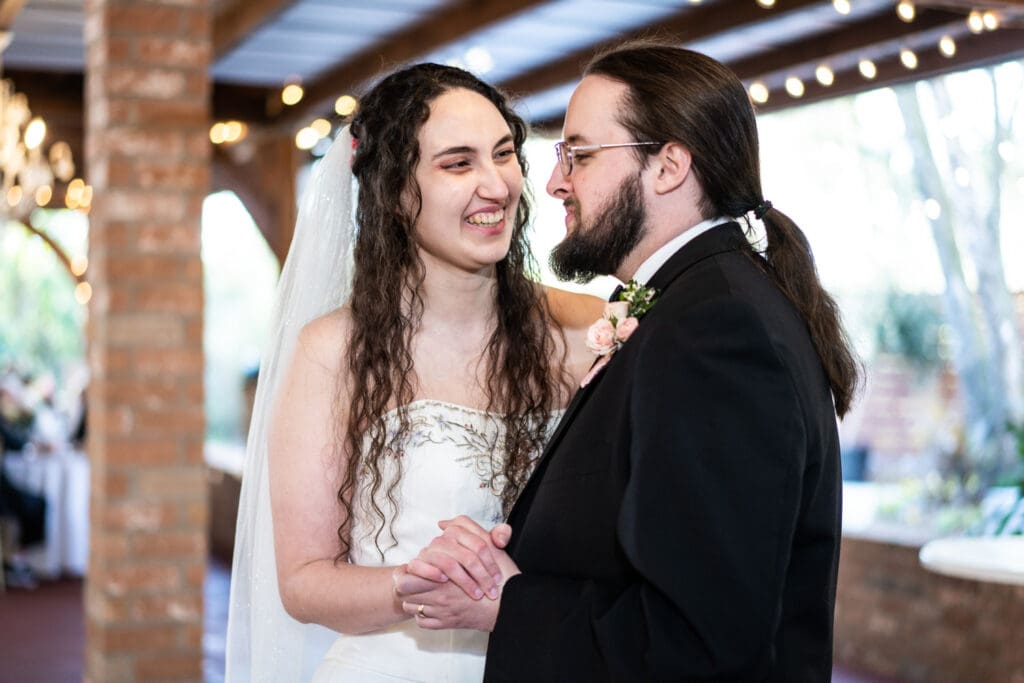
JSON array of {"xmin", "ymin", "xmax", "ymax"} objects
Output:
[{"xmin": 554, "ymin": 141, "xmax": 665, "ymax": 176}]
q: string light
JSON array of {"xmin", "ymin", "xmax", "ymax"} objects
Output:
[
  {"xmin": 815, "ymin": 65, "xmax": 835, "ymax": 86},
  {"xmin": 756, "ymin": 0, "xmax": 776, "ymax": 7},
  {"xmin": 334, "ymin": 95, "xmax": 357, "ymax": 117},
  {"xmin": 210, "ymin": 121, "xmax": 247, "ymax": 145},
  {"xmin": 281, "ymin": 82, "xmax": 304, "ymax": 106},
  {"xmin": 896, "ymin": 1, "xmax": 915, "ymax": 22},
  {"xmin": 295, "ymin": 127, "xmax": 320, "ymax": 150},
  {"xmin": 310, "ymin": 118, "xmax": 332, "ymax": 138},
  {"xmin": 939, "ymin": 35, "xmax": 956, "ymax": 57},
  {"xmin": 833, "ymin": 0, "xmax": 851, "ymax": 15},
  {"xmin": 748, "ymin": 82, "xmax": 769, "ymax": 104},
  {"xmin": 967, "ymin": 11, "xmax": 984, "ymax": 33},
  {"xmin": 982, "ymin": 11, "xmax": 998, "ymax": 30},
  {"xmin": 858, "ymin": 59, "xmax": 877, "ymax": 79},
  {"xmin": 785, "ymin": 76, "xmax": 805, "ymax": 98},
  {"xmin": 900, "ymin": 49, "xmax": 919, "ymax": 70}
]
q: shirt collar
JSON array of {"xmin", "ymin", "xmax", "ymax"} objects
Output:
[{"xmin": 631, "ymin": 216, "xmax": 728, "ymax": 285}]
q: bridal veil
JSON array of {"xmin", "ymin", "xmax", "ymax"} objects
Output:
[{"xmin": 225, "ymin": 127, "xmax": 355, "ymax": 681}]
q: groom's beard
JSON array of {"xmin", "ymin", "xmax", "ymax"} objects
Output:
[{"xmin": 549, "ymin": 172, "xmax": 647, "ymax": 284}]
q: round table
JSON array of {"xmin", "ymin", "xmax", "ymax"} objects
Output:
[{"xmin": 918, "ymin": 536, "xmax": 1024, "ymax": 586}]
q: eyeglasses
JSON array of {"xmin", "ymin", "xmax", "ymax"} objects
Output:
[{"xmin": 554, "ymin": 140, "xmax": 665, "ymax": 177}]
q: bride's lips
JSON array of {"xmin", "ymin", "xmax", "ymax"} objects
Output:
[{"xmin": 464, "ymin": 206, "xmax": 507, "ymax": 235}]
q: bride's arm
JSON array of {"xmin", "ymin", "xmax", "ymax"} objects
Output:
[
  {"xmin": 543, "ymin": 285, "xmax": 606, "ymax": 389},
  {"xmin": 269, "ymin": 310, "xmax": 408, "ymax": 634}
]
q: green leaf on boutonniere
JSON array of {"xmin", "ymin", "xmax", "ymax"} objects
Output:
[{"xmin": 618, "ymin": 280, "xmax": 658, "ymax": 318}]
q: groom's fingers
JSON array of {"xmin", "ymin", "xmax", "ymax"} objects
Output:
[
  {"xmin": 402, "ymin": 554, "xmax": 448, "ymax": 583},
  {"xmin": 439, "ymin": 515, "xmax": 490, "ymax": 539},
  {"xmin": 417, "ymin": 543, "xmax": 493, "ymax": 600},
  {"xmin": 395, "ymin": 567, "xmax": 442, "ymax": 595},
  {"xmin": 438, "ymin": 517, "xmax": 503, "ymax": 580},
  {"xmin": 440, "ymin": 526, "xmax": 502, "ymax": 595},
  {"xmin": 490, "ymin": 524, "xmax": 512, "ymax": 548}
]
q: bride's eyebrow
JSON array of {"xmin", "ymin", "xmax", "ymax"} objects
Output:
[
  {"xmin": 431, "ymin": 135, "xmax": 514, "ymax": 160},
  {"xmin": 432, "ymin": 145, "xmax": 476, "ymax": 159}
]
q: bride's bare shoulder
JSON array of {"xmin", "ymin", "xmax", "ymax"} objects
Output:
[{"xmin": 295, "ymin": 306, "xmax": 353, "ymax": 371}]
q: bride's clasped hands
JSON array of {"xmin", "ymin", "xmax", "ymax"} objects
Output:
[{"xmin": 395, "ymin": 517, "xmax": 520, "ymax": 632}]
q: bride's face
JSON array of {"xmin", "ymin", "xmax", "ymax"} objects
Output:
[{"xmin": 409, "ymin": 87, "xmax": 523, "ymax": 274}]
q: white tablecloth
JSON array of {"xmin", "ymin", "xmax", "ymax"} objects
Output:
[
  {"xmin": 919, "ymin": 536, "xmax": 1024, "ymax": 586},
  {"xmin": 3, "ymin": 449, "xmax": 90, "ymax": 578}
]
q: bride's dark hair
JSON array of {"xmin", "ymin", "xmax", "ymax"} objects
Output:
[{"xmin": 341, "ymin": 63, "xmax": 566, "ymax": 557}]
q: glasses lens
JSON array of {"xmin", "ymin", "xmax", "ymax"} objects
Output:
[{"xmin": 555, "ymin": 142, "xmax": 571, "ymax": 176}]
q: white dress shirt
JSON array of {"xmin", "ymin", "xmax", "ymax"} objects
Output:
[{"xmin": 631, "ymin": 216, "xmax": 729, "ymax": 285}]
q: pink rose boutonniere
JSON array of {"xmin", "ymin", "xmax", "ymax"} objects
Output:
[{"xmin": 581, "ymin": 280, "xmax": 658, "ymax": 387}]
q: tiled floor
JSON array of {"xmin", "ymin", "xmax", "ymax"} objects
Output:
[{"xmin": 0, "ymin": 562, "xmax": 903, "ymax": 682}]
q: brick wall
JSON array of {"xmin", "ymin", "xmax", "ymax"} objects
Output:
[
  {"xmin": 84, "ymin": 1, "xmax": 210, "ymax": 680},
  {"xmin": 836, "ymin": 535, "xmax": 1024, "ymax": 682}
]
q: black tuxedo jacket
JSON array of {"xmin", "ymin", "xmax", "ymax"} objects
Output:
[{"xmin": 485, "ymin": 223, "xmax": 841, "ymax": 682}]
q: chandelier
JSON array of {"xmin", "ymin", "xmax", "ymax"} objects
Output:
[{"xmin": 0, "ymin": 38, "xmax": 76, "ymax": 220}]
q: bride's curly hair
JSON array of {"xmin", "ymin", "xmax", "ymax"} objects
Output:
[{"xmin": 341, "ymin": 63, "xmax": 567, "ymax": 558}]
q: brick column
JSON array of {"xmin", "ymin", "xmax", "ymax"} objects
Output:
[{"xmin": 83, "ymin": 1, "xmax": 210, "ymax": 680}]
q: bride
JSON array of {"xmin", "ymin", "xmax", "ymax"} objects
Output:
[{"xmin": 225, "ymin": 63, "xmax": 602, "ymax": 681}]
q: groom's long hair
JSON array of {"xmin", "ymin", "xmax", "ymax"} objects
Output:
[
  {"xmin": 342, "ymin": 63, "xmax": 567, "ymax": 558},
  {"xmin": 586, "ymin": 42, "xmax": 861, "ymax": 417}
]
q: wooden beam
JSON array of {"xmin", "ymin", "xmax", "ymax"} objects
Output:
[
  {"xmin": 214, "ymin": 0, "xmax": 300, "ymax": 58},
  {"xmin": 277, "ymin": 0, "xmax": 550, "ymax": 127},
  {"xmin": 728, "ymin": 6, "xmax": 967, "ymax": 81},
  {"xmin": 0, "ymin": 0, "xmax": 26, "ymax": 31},
  {"xmin": 498, "ymin": 0, "xmax": 825, "ymax": 98},
  {"xmin": 212, "ymin": 83, "xmax": 275, "ymax": 124},
  {"xmin": 919, "ymin": 0, "xmax": 1024, "ymax": 11},
  {"xmin": 754, "ymin": 26, "xmax": 1024, "ymax": 113},
  {"xmin": 520, "ymin": 5, "xmax": 1001, "ymax": 126}
]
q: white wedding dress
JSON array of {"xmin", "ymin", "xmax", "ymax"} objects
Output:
[{"xmin": 312, "ymin": 399, "xmax": 558, "ymax": 683}]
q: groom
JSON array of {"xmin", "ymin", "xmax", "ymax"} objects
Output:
[{"xmin": 397, "ymin": 43, "xmax": 858, "ymax": 682}]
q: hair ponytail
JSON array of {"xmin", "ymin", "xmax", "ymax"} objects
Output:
[{"xmin": 759, "ymin": 206, "xmax": 860, "ymax": 417}]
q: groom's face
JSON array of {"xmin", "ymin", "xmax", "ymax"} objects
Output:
[{"xmin": 546, "ymin": 76, "xmax": 650, "ymax": 283}]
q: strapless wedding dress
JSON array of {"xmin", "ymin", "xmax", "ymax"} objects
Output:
[{"xmin": 312, "ymin": 399, "xmax": 557, "ymax": 683}]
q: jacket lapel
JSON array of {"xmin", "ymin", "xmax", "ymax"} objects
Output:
[{"xmin": 508, "ymin": 221, "xmax": 748, "ymax": 531}]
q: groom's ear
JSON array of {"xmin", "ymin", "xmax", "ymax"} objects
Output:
[{"xmin": 650, "ymin": 143, "xmax": 691, "ymax": 195}]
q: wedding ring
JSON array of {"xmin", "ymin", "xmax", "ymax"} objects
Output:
[{"xmin": 416, "ymin": 604, "xmax": 426, "ymax": 618}]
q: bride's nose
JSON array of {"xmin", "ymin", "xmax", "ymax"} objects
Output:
[{"xmin": 476, "ymin": 161, "xmax": 512, "ymax": 203}]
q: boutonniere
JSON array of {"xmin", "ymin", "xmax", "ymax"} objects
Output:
[{"xmin": 580, "ymin": 280, "xmax": 658, "ymax": 387}]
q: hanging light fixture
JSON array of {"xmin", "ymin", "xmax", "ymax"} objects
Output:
[
  {"xmin": 0, "ymin": 81, "xmax": 76, "ymax": 216},
  {"xmin": 0, "ymin": 33, "xmax": 76, "ymax": 219}
]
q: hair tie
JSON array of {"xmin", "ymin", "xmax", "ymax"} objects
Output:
[{"xmin": 753, "ymin": 200, "xmax": 773, "ymax": 220}]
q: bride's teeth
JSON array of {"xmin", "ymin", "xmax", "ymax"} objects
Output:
[{"xmin": 467, "ymin": 210, "xmax": 504, "ymax": 225}]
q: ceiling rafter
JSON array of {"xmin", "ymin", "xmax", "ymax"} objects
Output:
[
  {"xmin": 728, "ymin": 6, "xmax": 968, "ymax": 81},
  {"xmin": 0, "ymin": 0, "xmax": 25, "ymax": 32},
  {"xmin": 497, "ymin": 0, "xmax": 826, "ymax": 98},
  {"xmin": 213, "ymin": 0, "xmax": 301, "ymax": 59},
  {"xmin": 755, "ymin": 25, "xmax": 1024, "ymax": 112},
  {"xmin": 274, "ymin": 0, "xmax": 551, "ymax": 127}
]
